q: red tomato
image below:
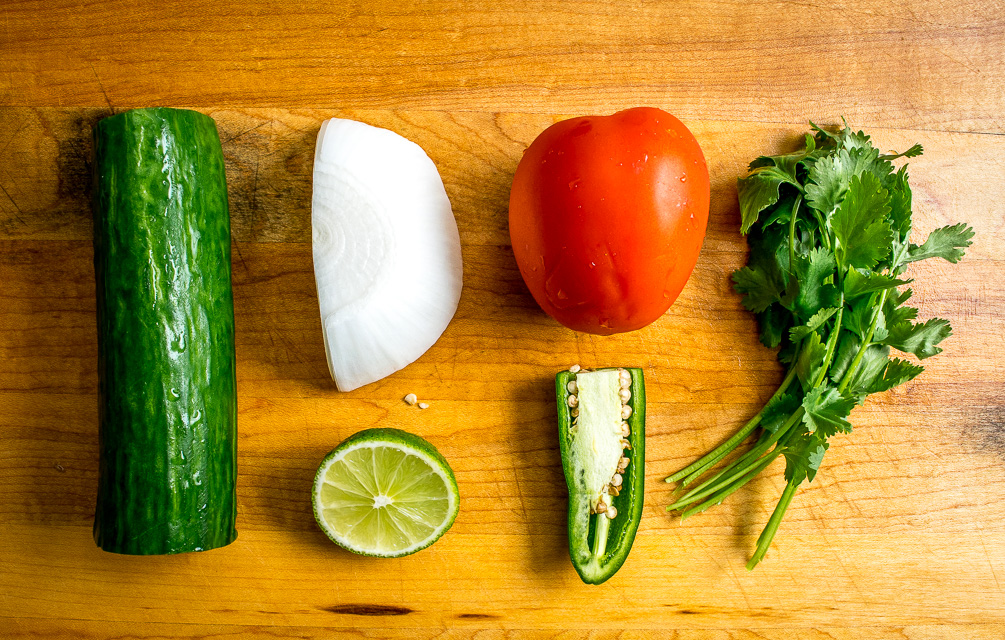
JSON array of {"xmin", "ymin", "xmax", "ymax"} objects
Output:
[{"xmin": 508, "ymin": 107, "xmax": 710, "ymax": 335}]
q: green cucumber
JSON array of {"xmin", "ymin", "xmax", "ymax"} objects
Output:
[{"xmin": 91, "ymin": 107, "xmax": 237, "ymax": 555}]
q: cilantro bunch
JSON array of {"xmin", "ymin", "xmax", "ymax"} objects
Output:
[{"xmin": 666, "ymin": 122, "xmax": 974, "ymax": 570}]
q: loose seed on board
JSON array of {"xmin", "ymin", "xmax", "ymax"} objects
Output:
[
  {"xmin": 621, "ymin": 405, "xmax": 632, "ymax": 420},
  {"xmin": 567, "ymin": 380, "xmax": 578, "ymax": 394},
  {"xmin": 403, "ymin": 393, "xmax": 418, "ymax": 406},
  {"xmin": 418, "ymin": 402, "xmax": 429, "ymax": 409},
  {"xmin": 567, "ymin": 394, "xmax": 579, "ymax": 408}
]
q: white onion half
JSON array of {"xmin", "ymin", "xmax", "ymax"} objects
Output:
[{"xmin": 312, "ymin": 118, "xmax": 463, "ymax": 391}]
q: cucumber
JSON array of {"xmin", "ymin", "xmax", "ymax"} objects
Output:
[{"xmin": 91, "ymin": 107, "xmax": 237, "ymax": 555}]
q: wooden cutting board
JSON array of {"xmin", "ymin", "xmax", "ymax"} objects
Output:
[{"xmin": 3, "ymin": 1, "xmax": 1004, "ymax": 638}]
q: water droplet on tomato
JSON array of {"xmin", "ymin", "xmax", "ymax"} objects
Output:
[{"xmin": 679, "ymin": 175, "xmax": 687, "ymax": 182}]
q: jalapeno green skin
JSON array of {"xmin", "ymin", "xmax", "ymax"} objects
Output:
[{"xmin": 556, "ymin": 367, "xmax": 645, "ymax": 584}]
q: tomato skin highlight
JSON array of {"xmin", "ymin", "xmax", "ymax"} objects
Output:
[{"xmin": 508, "ymin": 107, "xmax": 710, "ymax": 335}]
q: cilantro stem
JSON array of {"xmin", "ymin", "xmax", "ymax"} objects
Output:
[
  {"xmin": 679, "ymin": 453, "xmax": 779, "ymax": 519},
  {"xmin": 812, "ymin": 296, "xmax": 844, "ymax": 388},
  {"xmin": 837, "ymin": 289, "xmax": 889, "ymax": 394},
  {"xmin": 669, "ymin": 453, "xmax": 771, "ymax": 512},
  {"xmin": 788, "ymin": 195, "xmax": 802, "ymax": 281},
  {"xmin": 666, "ymin": 365, "xmax": 797, "ymax": 485},
  {"xmin": 669, "ymin": 407, "xmax": 805, "ymax": 511},
  {"xmin": 746, "ymin": 477, "xmax": 800, "ymax": 570}
]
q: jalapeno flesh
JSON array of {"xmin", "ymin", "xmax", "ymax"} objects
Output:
[{"xmin": 556, "ymin": 367, "xmax": 645, "ymax": 584}]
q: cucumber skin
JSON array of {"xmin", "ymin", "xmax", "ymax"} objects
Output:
[{"xmin": 92, "ymin": 108, "xmax": 237, "ymax": 555}]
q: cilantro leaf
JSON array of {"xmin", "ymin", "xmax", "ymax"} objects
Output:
[
  {"xmin": 884, "ymin": 318, "xmax": 953, "ymax": 359},
  {"xmin": 801, "ymin": 386, "xmax": 855, "ymax": 437},
  {"xmin": 868, "ymin": 358, "xmax": 924, "ymax": 394},
  {"xmin": 760, "ymin": 193, "xmax": 799, "ymax": 228},
  {"xmin": 847, "ymin": 146, "xmax": 891, "ymax": 186},
  {"xmin": 884, "ymin": 288, "xmax": 918, "ymax": 327},
  {"xmin": 783, "ymin": 432, "xmax": 829, "ymax": 484},
  {"xmin": 844, "ymin": 344, "xmax": 892, "ymax": 401},
  {"xmin": 842, "ymin": 297, "xmax": 873, "ymax": 339},
  {"xmin": 734, "ymin": 223, "xmax": 792, "ymax": 312},
  {"xmin": 756, "ymin": 303, "xmax": 791, "ymax": 349},
  {"xmin": 737, "ymin": 174, "xmax": 782, "ymax": 234},
  {"xmin": 887, "ymin": 166, "xmax": 914, "ymax": 240},
  {"xmin": 904, "ymin": 223, "xmax": 976, "ymax": 264},
  {"xmin": 804, "ymin": 152, "xmax": 848, "ymax": 216},
  {"xmin": 795, "ymin": 331, "xmax": 827, "ymax": 391},
  {"xmin": 789, "ymin": 306, "xmax": 839, "ymax": 342},
  {"xmin": 830, "ymin": 172, "xmax": 894, "ymax": 270},
  {"xmin": 880, "ymin": 143, "xmax": 924, "ymax": 161},
  {"xmin": 761, "ymin": 392, "xmax": 801, "ymax": 433},
  {"xmin": 843, "ymin": 268, "xmax": 911, "ymax": 300},
  {"xmin": 787, "ymin": 247, "xmax": 838, "ymax": 320},
  {"xmin": 828, "ymin": 332, "xmax": 862, "ymax": 384},
  {"xmin": 733, "ymin": 265, "xmax": 782, "ymax": 313}
]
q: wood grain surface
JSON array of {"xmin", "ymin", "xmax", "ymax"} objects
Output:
[{"xmin": 2, "ymin": 1, "xmax": 1005, "ymax": 638}]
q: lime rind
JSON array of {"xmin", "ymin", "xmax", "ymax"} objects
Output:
[{"xmin": 312, "ymin": 428, "xmax": 459, "ymax": 557}]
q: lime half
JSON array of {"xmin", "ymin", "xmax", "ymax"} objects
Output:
[{"xmin": 312, "ymin": 428, "xmax": 459, "ymax": 557}]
